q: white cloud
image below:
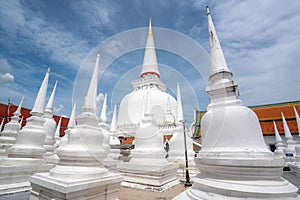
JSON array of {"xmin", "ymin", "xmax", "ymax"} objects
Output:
[
  {"xmin": 0, "ymin": 58, "xmax": 14, "ymax": 86},
  {"xmin": 71, "ymin": 0, "xmax": 119, "ymax": 26},
  {"xmin": 96, "ymin": 93, "xmax": 104, "ymax": 103},
  {"xmin": 210, "ymin": 0, "xmax": 300, "ymax": 105},
  {"xmin": 0, "ymin": 1, "xmax": 91, "ymax": 69},
  {"xmin": 53, "ymin": 104, "xmax": 64, "ymax": 115}
]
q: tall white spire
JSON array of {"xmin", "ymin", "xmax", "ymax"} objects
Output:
[
  {"xmin": 82, "ymin": 54, "xmax": 100, "ymax": 113},
  {"xmin": 45, "ymin": 81, "xmax": 58, "ymax": 114},
  {"xmin": 67, "ymin": 101, "xmax": 76, "ymax": 129},
  {"xmin": 205, "ymin": 6, "xmax": 239, "ymax": 109},
  {"xmin": 110, "ymin": 104, "xmax": 117, "ymax": 132},
  {"xmin": 176, "ymin": 82, "xmax": 183, "ymax": 123},
  {"xmin": 281, "ymin": 112, "xmax": 293, "ymax": 139},
  {"xmin": 31, "ymin": 67, "xmax": 50, "ymax": 114},
  {"xmin": 273, "ymin": 121, "xmax": 282, "ymax": 143},
  {"xmin": 206, "ymin": 6, "xmax": 231, "ymax": 76},
  {"xmin": 140, "ymin": 18, "xmax": 160, "ymax": 78},
  {"xmin": 54, "ymin": 117, "xmax": 62, "ymax": 139},
  {"xmin": 293, "ymin": 107, "xmax": 300, "ymax": 136},
  {"xmin": 100, "ymin": 93, "xmax": 107, "ymax": 123},
  {"xmin": 14, "ymin": 96, "xmax": 24, "ymax": 117}
]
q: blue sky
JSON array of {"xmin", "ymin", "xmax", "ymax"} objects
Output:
[{"xmin": 1, "ymin": 0, "xmax": 300, "ymax": 125}]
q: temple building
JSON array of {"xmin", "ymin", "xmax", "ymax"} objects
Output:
[{"xmin": 117, "ymin": 19, "xmax": 179, "ymax": 139}]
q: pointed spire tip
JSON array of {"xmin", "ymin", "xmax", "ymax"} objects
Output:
[
  {"xmin": 206, "ymin": 6, "xmax": 210, "ymax": 15},
  {"xmin": 148, "ymin": 18, "xmax": 153, "ymax": 36}
]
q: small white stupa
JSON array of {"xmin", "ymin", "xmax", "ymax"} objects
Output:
[
  {"xmin": 103, "ymin": 104, "xmax": 122, "ymax": 169},
  {"xmin": 168, "ymin": 83, "xmax": 197, "ymax": 179},
  {"xmin": 43, "ymin": 81, "xmax": 58, "ymax": 159},
  {"xmin": 99, "ymin": 93, "xmax": 110, "ymax": 152},
  {"xmin": 30, "ymin": 54, "xmax": 123, "ymax": 200},
  {"xmin": 8, "ymin": 68, "xmax": 50, "ymax": 158},
  {"xmin": 293, "ymin": 106, "xmax": 300, "ymax": 143},
  {"xmin": 174, "ymin": 6, "xmax": 299, "ymax": 199},
  {"xmin": 273, "ymin": 121, "xmax": 285, "ymax": 159},
  {"xmin": 290, "ymin": 107, "xmax": 300, "ymax": 175},
  {"xmin": 59, "ymin": 101, "xmax": 76, "ymax": 148},
  {"xmin": 99, "ymin": 93, "xmax": 108, "ymax": 128},
  {"xmin": 0, "ymin": 68, "xmax": 54, "ymax": 196},
  {"xmin": 0, "ymin": 96, "xmax": 24, "ymax": 157},
  {"xmin": 54, "ymin": 116, "xmax": 62, "ymax": 147},
  {"xmin": 282, "ymin": 112, "xmax": 297, "ymax": 164},
  {"xmin": 117, "ymin": 88, "xmax": 178, "ymax": 191},
  {"xmin": 46, "ymin": 116, "xmax": 62, "ymax": 164}
]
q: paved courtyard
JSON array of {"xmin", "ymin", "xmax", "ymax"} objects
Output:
[{"xmin": 0, "ymin": 172, "xmax": 299, "ymax": 200}]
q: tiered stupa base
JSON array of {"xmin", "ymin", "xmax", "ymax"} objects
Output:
[
  {"xmin": 0, "ymin": 134, "xmax": 17, "ymax": 157},
  {"xmin": 103, "ymin": 148, "xmax": 121, "ymax": 169},
  {"xmin": 0, "ymin": 158, "xmax": 53, "ymax": 195},
  {"xmin": 117, "ymin": 161, "xmax": 178, "ymax": 192},
  {"xmin": 173, "ymin": 152, "xmax": 300, "ymax": 199},
  {"xmin": 30, "ymin": 165, "xmax": 123, "ymax": 200},
  {"xmin": 168, "ymin": 154, "xmax": 198, "ymax": 181}
]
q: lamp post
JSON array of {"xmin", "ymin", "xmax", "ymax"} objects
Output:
[{"xmin": 180, "ymin": 119, "xmax": 192, "ymax": 187}]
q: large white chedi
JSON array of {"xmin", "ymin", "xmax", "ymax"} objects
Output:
[
  {"xmin": 117, "ymin": 19, "xmax": 177, "ymax": 135},
  {"xmin": 30, "ymin": 54, "xmax": 123, "ymax": 200},
  {"xmin": 174, "ymin": 7, "xmax": 299, "ymax": 199}
]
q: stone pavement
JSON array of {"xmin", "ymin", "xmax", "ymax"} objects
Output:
[
  {"xmin": 0, "ymin": 172, "xmax": 299, "ymax": 200},
  {"xmin": 283, "ymin": 171, "xmax": 300, "ymax": 194}
]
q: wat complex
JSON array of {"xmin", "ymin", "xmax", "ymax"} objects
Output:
[{"xmin": 0, "ymin": 4, "xmax": 299, "ymax": 200}]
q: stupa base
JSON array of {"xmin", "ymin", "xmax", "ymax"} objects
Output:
[
  {"xmin": 103, "ymin": 150, "xmax": 121, "ymax": 169},
  {"xmin": 117, "ymin": 162, "xmax": 178, "ymax": 191},
  {"xmin": 168, "ymin": 157, "xmax": 199, "ymax": 180},
  {"xmin": 121, "ymin": 178, "xmax": 179, "ymax": 192},
  {"xmin": 290, "ymin": 165, "xmax": 300, "ymax": 176},
  {"xmin": 173, "ymin": 175, "xmax": 300, "ymax": 200},
  {"xmin": 30, "ymin": 168, "xmax": 123, "ymax": 200},
  {"xmin": 44, "ymin": 153, "xmax": 59, "ymax": 164},
  {"xmin": 0, "ymin": 158, "xmax": 54, "ymax": 195}
]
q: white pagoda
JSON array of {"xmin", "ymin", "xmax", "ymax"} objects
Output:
[
  {"xmin": 117, "ymin": 19, "xmax": 178, "ymax": 138},
  {"xmin": 0, "ymin": 96, "xmax": 24, "ymax": 157},
  {"xmin": 174, "ymin": 6, "xmax": 299, "ymax": 199},
  {"xmin": 30, "ymin": 54, "xmax": 123, "ymax": 200}
]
